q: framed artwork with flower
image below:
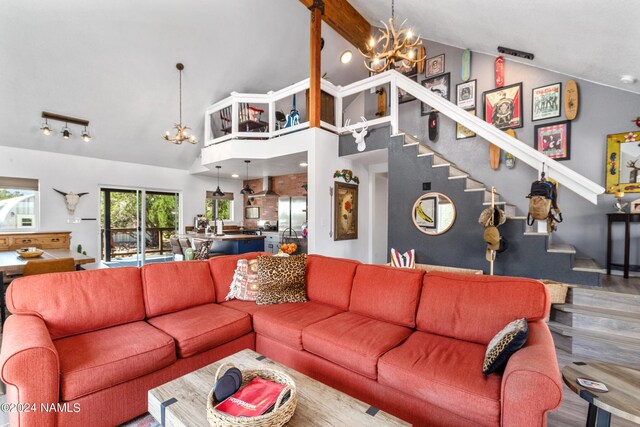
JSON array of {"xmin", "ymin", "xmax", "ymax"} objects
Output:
[{"xmin": 334, "ymin": 181, "xmax": 358, "ymax": 241}]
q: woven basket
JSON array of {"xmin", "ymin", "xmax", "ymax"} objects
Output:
[
  {"xmin": 538, "ymin": 280, "xmax": 569, "ymax": 304},
  {"xmin": 206, "ymin": 363, "xmax": 297, "ymax": 427}
]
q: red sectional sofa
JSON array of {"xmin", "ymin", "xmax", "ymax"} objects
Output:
[{"xmin": 0, "ymin": 252, "xmax": 562, "ymax": 426}]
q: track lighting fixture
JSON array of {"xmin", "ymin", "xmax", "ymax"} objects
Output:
[
  {"xmin": 81, "ymin": 127, "xmax": 91, "ymax": 142},
  {"xmin": 212, "ymin": 166, "xmax": 225, "ymax": 198},
  {"xmin": 40, "ymin": 112, "xmax": 91, "ymax": 142},
  {"xmin": 240, "ymin": 160, "xmax": 254, "ymax": 195},
  {"xmin": 62, "ymin": 124, "xmax": 71, "ymax": 139},
  {"xmin": 40, "ymin": 118, "xmax": 52, "ymax": 136}
]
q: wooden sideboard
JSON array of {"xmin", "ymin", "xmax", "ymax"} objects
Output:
[{"xmin": 0, "ymin": 231, "xmax": 71, "ymax": 251}]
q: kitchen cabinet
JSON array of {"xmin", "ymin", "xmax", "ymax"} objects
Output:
[{"xmin": 0, "ymin": 231, "xmax": 71, "ymax": 251}]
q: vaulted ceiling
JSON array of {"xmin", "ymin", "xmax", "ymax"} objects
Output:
[
  {"xmin": 0, "ymin": 0, "xmax": 364, "ymax": 171},
  {"xmin": 2, "ymin": 0, "xmax": 638, "ymax": 172},
  {"xmin": 350, "ymin": 0, "xmax": 640, "ymax": 94}
]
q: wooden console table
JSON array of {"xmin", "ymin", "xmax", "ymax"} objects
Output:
[{"xmin": 606, "ymin": 213, "xmax": 640, "ymax": 278}]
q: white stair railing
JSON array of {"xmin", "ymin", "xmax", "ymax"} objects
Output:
[{"xmin": 391, "ymin": 70, "xmax": 604, "ymax": 204}]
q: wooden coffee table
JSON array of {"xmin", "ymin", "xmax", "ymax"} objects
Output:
[
  {"xmin": 562, "ymin": 361, "xmax": 640, "ymax": 427},
  {"xmin": 148, "ymin": 349, "xmax": 409, "ymax": 427}
]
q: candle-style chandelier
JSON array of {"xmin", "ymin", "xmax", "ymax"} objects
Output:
[
  {"xmin": 163, "ymin": 63, "xmax": 198, "ymax": 145},
  {"xmin": 360, "ymin": 0, "xmax": 424, "ymax": 74}
]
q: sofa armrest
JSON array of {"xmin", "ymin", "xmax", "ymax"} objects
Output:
[
  {"xmin": 0, "ymin": 314, "xmax": 59, "ymax": 426},
  {"xmin": 500, "ymin": 320, "xmax": 562, "ymax": 427}
]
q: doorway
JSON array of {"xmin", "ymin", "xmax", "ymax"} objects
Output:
[
  {"xmin": 371, "ymin": 172, "xmax": 389, "ymax": 264},
  {"xmin": 100, "ymin": 188, "xmax": 180, "ymax": 267}
]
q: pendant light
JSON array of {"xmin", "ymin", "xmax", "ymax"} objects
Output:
[
  {"xmin": 61, "ymin": 123, "xmax": 71, "ymax": 139},
  {"xmin": 212, "ymin": 166, "xmax": 225, "ymax": 198},
  {"xmin": 240, "ymin": 160, "xmax": 254, "ymax": 195},
  {"xmin": 163, "ymin": 63, "xmax": 198, "ymax": 145},
  {"xmin": 40, "ymin": 118, "xmax": 52, "ymax": 135}
]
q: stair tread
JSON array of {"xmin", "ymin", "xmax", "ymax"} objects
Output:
[
  {"xmin": 548, "ymin": 243, "xmax": 577, "ymax": 254},
  {"xmin": 572, "ymin": 286, "xmax": 640, "ymax": 301},
  {"xmin": 464, "ymin": 187, "xmax": 486, "ymax": 192},
  {"xmin": 507, "ymin": 216, "xmax": 527, "ymax": 220},
  {"xmin": 555, "ymin": 304, "xmax": 640, "ymax": 322},
  {"xmin": 573, "ymin": 258, "xmax": 605, "ymax": 273},
  {"xmin": 548, "ymin": 321, "xmax": 640, "ymax": 349}
]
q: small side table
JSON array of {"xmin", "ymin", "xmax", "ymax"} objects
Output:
[
  {"xmin": 562, "ymin": 361, "xmax": 640, "ymax": 427},
  {"xmin": 606, "ymin": 213, "xmax": 640, "ymax": 278}
]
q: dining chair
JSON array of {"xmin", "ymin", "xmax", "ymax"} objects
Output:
[
  {"xmin": 178, "ymin": 238, "xmax": 192, "ymax": 256},
  {"xmin": 169, "ymin": 236, "xmax": 183, "ymax": 258},
  {"xmin": 23, "ymin": 258, "xmax": 76, "ymax": 276}
]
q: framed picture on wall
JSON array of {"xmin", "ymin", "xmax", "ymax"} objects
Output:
[
  {"xmin": 334, "ymin": 181, "xmax": 358, "ymax": 241},
  {"xmin": 420, "ymin": 72, "xmax": 450, "ymax": 115},
  {"xmin": 456, "ymin": 109, "xmax": 477, "ymax": 140},
  {"xmin": 482, "ymin": 82, "xmax": 523, "ymax": 130},
  {"xmin": 532, "ymin": 82, "xmax": 562, "ymax": 121},
  {"xmin": 398, "ymin": 75, "xmax": 418, "ymax": 104},
  {"xmin": 245, "ymin": 207, "xmax": 260, "ymax": 219},
  {"xmin": 456, "ymin": 79, "xmax": 477, "ymax": 109},
  {"xmin": 426, "ymin": 54, "xmax": 445, "ymax": 77},
  {"xmin": 534, "ymin": 120, "xmax": 571, "ymax": 161}
]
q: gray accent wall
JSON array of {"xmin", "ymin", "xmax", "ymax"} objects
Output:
[{"xmin": 347, "ymin": 40, "xmax": 640, "ymax": 274}]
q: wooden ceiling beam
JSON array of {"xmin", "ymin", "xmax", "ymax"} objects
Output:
[{"xmin": 299, "ymin": 0, "xmax": 371, "ymax": 53}]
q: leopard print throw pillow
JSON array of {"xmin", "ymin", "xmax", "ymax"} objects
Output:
[
  {"xmin": 483, "ymin": 318, "xmax": 528, "ymax": 375},
  {"xmin": 256, "ymin": 254, "xmax": 307, "ymax": 305}
]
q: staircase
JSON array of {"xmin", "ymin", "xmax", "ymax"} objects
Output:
[
  {"xmin": 400, "ymin": 132, "xmax": 602, "ymax": 284},
  {"xmin": 549, "ymin": 288, "xmax": 640, "ymax": 369}
]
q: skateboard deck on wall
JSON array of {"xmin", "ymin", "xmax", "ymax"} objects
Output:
[
  {"xmin": 416, "ymin": 46, "xmax": 427, "ymax": 75},
  {"xmin": 564, "ymin": 80, "xmax": 579, "ymax": 120},
  {"xmin": 375, "ymin": 87, "xmax": 387, "ymax": 117},
  {"xmin": 504, "ymin": 129, "xmax": 516, "ymax": 169},
  {"xmin": 490, "ymin": 144, "xmax": 501, "ymax": 170},
  {"xmin": 495, "ymin": 56, "xmax": 504, "ymax": 88},
  {"xmin": 428, "ymin": 111, "xmax": 438, "ymax": 141},
  {"xmin": 461, "ymin": 49, "xmax": 471, "ymax": 82}
]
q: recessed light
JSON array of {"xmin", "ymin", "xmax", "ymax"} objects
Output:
[
  {"xmin": 621, "ymin": 75, "xmax": 637, "ymax": 84},
  {"xmin": 300, "ymin": 162, "xmax": 308, "ymax": 167},
  {"xmin": 340, "ymin": 50, "xmax": 353, "ymax": 64},
  {"xmin": 231, "ymin": 174, "xmax": 239, "ymax": 178}
]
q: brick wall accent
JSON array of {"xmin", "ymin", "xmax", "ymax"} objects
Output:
[{"xmin": 243, "ymin": 173, "xmax": 307, "ymax": 228}]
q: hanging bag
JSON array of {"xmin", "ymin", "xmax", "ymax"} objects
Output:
[{"xmin": 526, "ymin": 174, "xmax": 563, "ymax": 228}]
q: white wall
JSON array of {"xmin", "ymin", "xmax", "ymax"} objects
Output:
[
  {"xmin": 0, "ymin": 146, "xmax": 243, "ymax": 260},
  {"xmin": 307, "ymin": 128, "xmax": 370, "ymax": 262}
]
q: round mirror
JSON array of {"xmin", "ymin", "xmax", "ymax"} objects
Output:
[{"xmin": 412, "ymin": 192, "xmax": 457, "ymax": 235}]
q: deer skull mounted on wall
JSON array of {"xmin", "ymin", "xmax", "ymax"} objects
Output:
[
  {"xmin": 345, "ymin": 117, "xmax": 368, "ymax": 152},
  {"xmin": 53, "ymin": 189, "xmax": 88, "ymax": 216}
]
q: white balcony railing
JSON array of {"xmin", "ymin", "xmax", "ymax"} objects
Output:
[{"xmin": 203, "ymin": 70, "xmax": 605, "ymax": 204}]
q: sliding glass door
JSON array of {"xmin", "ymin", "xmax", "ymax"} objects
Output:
[{"xmin": 100, "ymin": 188, "xmax": 179, "ymax": 267}]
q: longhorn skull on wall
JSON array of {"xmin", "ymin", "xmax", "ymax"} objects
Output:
[{"xmin": 53, "ymin": 189, "xmax": 89, "ymax": 216}]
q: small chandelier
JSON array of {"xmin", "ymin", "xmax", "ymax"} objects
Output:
[
  {"xmin": 360, "ymin": 0, "xmax": 424, "ymax": 74},
  {"xmin": 163, "ymin": 63, "xmax": 198, "ymax": 145},
  {"xmin": 240, "ymin": 160, "xmax": 254, "ymax": 195}
]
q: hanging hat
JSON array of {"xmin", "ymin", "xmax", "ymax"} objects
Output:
[
  {"xmin": 496, "ymin": 236, "xmax": 509, "ymax": 253},
  {"xmin": 484, "ymin": 226, "xmax": 500, "ymax": 250},
  {"xmin": 479, "ymin": 207, "xmax": 506, "ymax": 228}
]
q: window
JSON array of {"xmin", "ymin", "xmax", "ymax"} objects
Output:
[
  {"xmin": 206, "ymin": 191, "xmax": 234, "ymax": 221},
  {"xmin": 0, "ymin": 177, "xmax": 39, "ymax": 231}
]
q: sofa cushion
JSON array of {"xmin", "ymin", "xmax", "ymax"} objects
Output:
[
  {"xmin": 306, "ymin": 255, "xmax": 359, "ymax": 310},
  {"xmin": 147, "ymin": 304, "xmax": 252, "ymax": 358},
  {"xmin": 256, "ymin": 254, "xmax": 308, "ymax": 305},
  {"xmin": 220, "ymin": 300, "xmax": 266, "ymax": 317},
  {"xmin": 253, "ymin": 302, "xmax": 342, "ymax": 350},
  {"xmin": 418, "ymin": 272, "xmax": 549, "ymax": 344},
  {"xmin": 349, "ymin": 264, "xmax": 424, "ymax": 328},
  {"xmin": 378, "ymin": 331, "xmax": 502, "ymax": 426},
  {"xmin": 54, "ymin": 321, "xmax": 176, "ymax": 401},
  {"xmin": 7, "ymin": 267, "xmax": 144, "ymax": 339},
  {"xmin": 209, "ymin": 252, "xmax": 270, "ymax": 303},
  {"xmin": 302, "ymin": 312, "xmax": 412, "ymax": 379},
  {"xmin": 141, "ymin": 261, "xmax": 215, "ymax": 317}
]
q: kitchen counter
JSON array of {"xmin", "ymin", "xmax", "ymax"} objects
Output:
[{"xmin": 180, "ymin": 233, "xmax": 265, "ymax": 241}]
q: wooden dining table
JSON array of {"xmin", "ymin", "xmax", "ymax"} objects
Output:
[{"xmin": 0, "ymin": 249, "xmax": 95, "ymax": 324}]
